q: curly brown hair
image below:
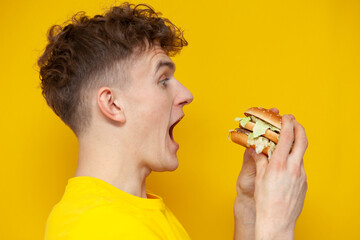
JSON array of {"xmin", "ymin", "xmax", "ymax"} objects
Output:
[{"xmin": 37, "ymin": 2, "xmax": 188, "ymax": 138}]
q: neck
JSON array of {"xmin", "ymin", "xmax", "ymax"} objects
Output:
[{"xmin": 74, "ymin": 134, "xmax": 151, "ymax": 198}]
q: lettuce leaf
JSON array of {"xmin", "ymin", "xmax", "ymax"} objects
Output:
[{"xmin": 234, "ymin": 116, "xmax": 251, "ymax": 128}]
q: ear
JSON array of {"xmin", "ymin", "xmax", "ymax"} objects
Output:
[{"xmin": 97, "ymin": 87, "xmax": 126, "ymax": 124}]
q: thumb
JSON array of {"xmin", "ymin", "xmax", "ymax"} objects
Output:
[
  {"xmin": 248, "ymin": 147, "xmax": 268, "ymax": 178},
  {"xmin": 242, "ymin": 148, "xmax": 253, "ymax": 166}
]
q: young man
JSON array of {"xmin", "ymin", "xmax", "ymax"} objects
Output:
[{"xmin": 39, "ymin": 2, "xmax": 308, "ymax": 240}]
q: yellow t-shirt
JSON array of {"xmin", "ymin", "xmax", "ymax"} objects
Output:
[{"xmin": 44, "ymin": 176, "xmax": 191, "ymax": 240}]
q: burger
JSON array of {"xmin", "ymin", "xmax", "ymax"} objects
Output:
[{"xmin": 229, "ymin": 107, "xmax": 282, "ymax": 159}]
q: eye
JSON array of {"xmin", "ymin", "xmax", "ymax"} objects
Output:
[{"xmin": 159, "ymin": 78, "xmax": 170, "ymax": 87}]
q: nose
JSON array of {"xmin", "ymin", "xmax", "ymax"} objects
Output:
[{"xmin": 174, "ymin": 81, "xmax": 193, "ymax": 107}]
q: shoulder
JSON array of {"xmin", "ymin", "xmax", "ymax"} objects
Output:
[{"xmin": 68, "ymin": 204, "xmax": 160, "ymax": 239}]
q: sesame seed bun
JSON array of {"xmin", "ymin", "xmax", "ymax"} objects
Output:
[
  {"xmin": 230, "ymin": 107, "xmax": 283, "ymax": 157},
  {"xmin": 244, "ymin": 107, "xmax": 282, "ymax": 130}
]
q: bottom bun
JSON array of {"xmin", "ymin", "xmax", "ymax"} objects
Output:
[{"xmin": 230, "ymin": 131, "xmax": 270, "ymax": 156}]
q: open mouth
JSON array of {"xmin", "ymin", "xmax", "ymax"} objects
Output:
[{"xmin": 169, "ymin": 116, "xmax": 184, "ymax": 141}]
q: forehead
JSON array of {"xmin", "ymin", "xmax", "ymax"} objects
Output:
[
  {"xmin": 145, "ymin": 45, "xmax": 173, "ymax": 67},
  {"xmin": 127, "ymin": 44, "xmax": 174, "ymax": 82}
]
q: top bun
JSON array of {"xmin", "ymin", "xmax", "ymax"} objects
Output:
[{"xmin": 244, "ymin": 107, "xmax": 282, "ymax": 129}]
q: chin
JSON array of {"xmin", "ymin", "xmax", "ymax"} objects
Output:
[
  {"xmin": 153, "ymin": 156, "xmax": 179, "ymax": 172},
  {"xmin": 165, "ymin": 158, "xmax": 179, "ymax": 172}
]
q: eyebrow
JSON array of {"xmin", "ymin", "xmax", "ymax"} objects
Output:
[{"xmin": 154, "ymin": 60, "xmax": 176, "ymax": 76}]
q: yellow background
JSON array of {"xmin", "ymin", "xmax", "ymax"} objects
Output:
[{"xmin": 1, "ymin": 0, "xmax": 359, "ymax": 239}]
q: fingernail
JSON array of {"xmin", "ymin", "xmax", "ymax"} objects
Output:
[{"xmin": 289, "ymin": 114, "xmax": 295, "ymax": 120}]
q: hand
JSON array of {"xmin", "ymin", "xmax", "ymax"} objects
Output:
[
  {"xmin": 234, "ymin": 108, "xmax": 280, "ymax": 240},
  {"xmin": 236, "ymin": 108, "xmax": 280, "ymax": 199},
  {"xmin": 250, "ymin": 114, "xmax": 308, "ymax": 240}
]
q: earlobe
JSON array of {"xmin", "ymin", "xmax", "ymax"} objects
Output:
[{"xmin": 97, "ymin": 87, "xmax": 126, "ymax": 124}]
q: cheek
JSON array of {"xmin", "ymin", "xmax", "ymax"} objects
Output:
[
  {"xmin": 125, "ymin": 86, "xmax": 173, "ymax": 129},
  {"xmin": 139, "ymin": 100, "xmax": 169, "ymax": 122},
  {"xmin": 141, "ymin": 91, "xmax": 172, "ymax": 117}
]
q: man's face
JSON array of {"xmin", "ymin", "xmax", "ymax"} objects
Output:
[{"xmin": 121, "ymin": 44, "xmax": 193, "ymax": 172}]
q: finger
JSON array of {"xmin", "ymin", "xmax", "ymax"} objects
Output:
[
  {"xmin": 300, "ymin": 161, "xmax": 308, "ymax": 193},
  {"xmin": 248, "ymin": 147, "xmax": 268, "ymax": 179},
  {"xmin": 301, "ymin": 161, "xmax": 306, "ymax": 180},
  {"xmin": 272, "ymin": 115, "xmax": 294, "ymax": 163},
  {"xmin": 243, "ymin": 148, "xmax": 253, "ymax": 165},
  {"xmin": 269, "ymin": 108, "xmax": 279, "ymax": 114},
  {"xmin": 289, "ymin": 120, "xmax": 308, "ymax": 165},
  {"xmin": 242, "ymin": 148, "xmax": 256, "ymax": 171},
  {"xmin": 241, "ymin": 148, "xmax": 257, "ymax": 178},
  {"xmin": 241, "ymin": 148, "xmax": 256, "ymax": 174}
]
